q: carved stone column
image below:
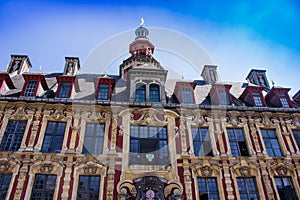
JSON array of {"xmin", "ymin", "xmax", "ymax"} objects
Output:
[
  {"xmin": 14, "ymin": 163, "xmax": 30, "ymax": 199},
  {"xmin": 68, "ymin": 112, "xmax": 80, "ymax": 152},
  {"xmin": 61, "ymin": 162, "xmax": 72, "ymax": 200},
  {"xmin": 110, "ymin": 114, "xmax": 118, "ymax": 153},
  {"xmin": 223, "ymin": 162, "xmax": 235, "ymax": 200},
  {"xmin": 26, "ymin": 110, "xmax": 41, "ymax": 150},
  {"xmin": 182, "ymin": 158, "xmax": 192, "ymax": 200},
  {"xmin": 106, "ymin": 164, "xmax": 115, "ymax": 200},
  {"xmin": 179, "ymin": 116, "xmax": 188, "ymax": 155}
]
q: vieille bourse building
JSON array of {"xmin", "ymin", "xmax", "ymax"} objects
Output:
[{"xmin": 0, "ymin": 23, "xmax": 300, "ymax": 200}]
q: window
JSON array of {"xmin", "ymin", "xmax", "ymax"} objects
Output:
[
  {"xmin": 135, "ymin": 84, "xmax": 146, "ymax": 102},
  {"xmin": 0, "ymin": 120, "xmax": 27, "ymax": 151},
  {"xmin": 275, "ymin": 177, "xmax": 297, "ymax": 200},
  {"xmin": 41, "ymin": 121, "xmax": 66, "ymax": 153},
  {"xmin": 192, "ymin": 127, "xmax": 213, "ymax": 156},
  {"xmin": 82, "ymin": 123, "xmax": 105, "ymax": 154},
  {"xmin": 149, "ymin": 84, "xmax": 160, "ymax": 102},
  {"xmin": 197, "ymin": 178, "xmax": 219, "ymax": 200},
  {"xmin": 182, "ymin": 88, "xmax": 193, "ymax": 103},
  {"xmin": 219, "ymin": 90, "xmax": 229, "ymax": 105},
  {"xmin": 31, "ymin": 174, "xmax": 56, "ymax": 200},
  {"xmin": 237, "ymin": 177, "xmax": 259, "ymax": 200},
  {"xmin": 77, "ymin": 175, "xmax": 100, "ymax": 200},
  {"xmin": 261, "ymin": 129, "xmax": 282, "ymax": 157},
  {"xmin": 130, "ymin": 126, "xmax": 168, "ymax": 165},
  {"xmin": 292, "ymin": 130, "xmax": 300, "ymax": 149},
  {"xmin": 227, "ymin": 128, "xmax": 249, "ymax": 157},
  {"xmin": 24, "ymin": 80, "xmax": 38, "ymax": 96},
  {"xmin": 252, "ymin": 91, "xmax": 263, "ymax": 106},
  {"xmin": 97, "ymin": 83, "xmax": 109, "ymax": 100},
  {"xmin": 0, "ymin": 173, "xmax": 12, "ymax": 199},
  {"xmin": 58, "ymin": 82, "xmax": 71, "ymax": 98},
  {"xmin": 279, "ymin": 93, "xmax": 289, "ymax": 108}
]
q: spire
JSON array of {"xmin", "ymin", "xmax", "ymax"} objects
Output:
[{"xmin": 135, "ymin": 18, "xmax": 149, "ymax": 40}]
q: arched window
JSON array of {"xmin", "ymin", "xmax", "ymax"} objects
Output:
[
  {"xmin": 149, "ymin": 84, "xmax": 160, "ymax": 102},
  {"xmin": 135, "ymin": 84, "xmax": 146, "ymax": 102}
]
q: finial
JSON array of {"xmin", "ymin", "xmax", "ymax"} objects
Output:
[
  {"xmin": 38, "ymin": 66, "xmax": 42, "ymax": 74},
  {"xmin": 271, "ymin": 80, "xmax": 275, "ymax": 87},
  {"xmin": 69, "ymin": 67, "xmax": 73, "ymax": 75},
  {"xmin": 140, "ymin": 17, "xmax": 145, "ymax": 26},
  {"xmin": 246, "ymin": 78, "xmax": 250, "ymax": 84},
  {"xmin": 4, "ymin": 65, "xmax": 9, "ymax": 72},
  {"xmin": 181, "ymin": 74, "xmax": 185, "ymax": 80}
]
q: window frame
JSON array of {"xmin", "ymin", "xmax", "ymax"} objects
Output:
[
  {"xmin": 77, "ymin": 175, "xmax": 101, "ymax": 200},
  {"xmin": 0, "ymin": 120, "xmax": 27, "ymax": 151},
  {"xmin": 97, "ymin": 83, "xmax": 109, "ymax": 100},
  {"xmin": 227, "ymin": 128, "xmax": 250, "ymax": 157},
  {"xmin": 274, "ymin": 177, "xmax": 297, "ymax": 200},
  {"xmin": 149, "ymin": 84, "xmax": 160, "ymax": 102},
  {"xmin": 279, "ymin": 93, "xmax": 290, "ymax": 108},
  {"xmin": 57, "ymin": 81, "xmax": 72, "ymax": 98},
  {"xmin": 129, "ymin": 125, "xmax": 169, "ymax": 165},
  {"xmin": 292, "ymin": 129, "xmax": 300, "ymax": 150},
  {"xmin": 135, "ymin": 84, "xmax": 146, "ymax": 102},
  {"xmin": 218, "ymin": 89, "xmax": 229, "ymax": 105},
  {"xmin": 30, "ymin": 174, "xmax": 57, "ymax": 200},
  {"xmin": 0, "ymin": 173, "xmax": 12, "ymax": 199},
  {"xmin": 182, "ymin": 87, "xmax": 194, "ymax": 103},
  {"xmin": 261, "ymin": 129, "xmax": 283, "ymax": 157},
  {"xmin": 237, "ymin": 177, "xmax": 260, "ymax": 200},
  {"xmin": 252, "ymin": 91, "xmax": 263, "ymax": 107},
  {"xmin": 82, "ymin": 123, "xmax": 105, "ymax": 155},
  {"xmin": 23, "ymin": 80, "xmax": 38, "ymax": 97},
  {"xmin": 197, "ymin": 177, "xmax": 220, "ymax": 200},
  {"xmin": 191, "ymin": 127, "xmax": 213, "ymax": 157},
  {"xmin": 41, "ymin": 121, "xmax": 67, "ymax": 153}
]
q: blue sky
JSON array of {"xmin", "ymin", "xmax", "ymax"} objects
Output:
[{"xmin": 0, "ymin": 0, "xmax": 299, "ymax": 94}]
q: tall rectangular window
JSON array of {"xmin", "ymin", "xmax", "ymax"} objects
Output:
[
  {"xmin": 41, "ymin": 121, "xmax": 66, "ymax": 153},
  {"xmin": 197, "ymin": 178, "xmax": 219, "ymax": 200},
  {"xmin": 0, "ymin": 120, "xmax": 27, "ymax": 151},
  {"xmin": 237, "ymin": 177, "xmax": 259, "ymax": 200},
  {"xmin": 97, "ymin": 83, "xmax": 109, "ymax": 100},
  {"xmin": 135, "ymin": 85, "xmax": 146, "ymax": 102},
  {"xmin": 24, "ymin": 80, "xmax": 38, "ymax": 96},
  {"xmin": 182, "ymin": 88, "xmax": 193, "ymax": 103},
  {"xmin": 261, "ymin": 129, "xmax": 282, "ymax": 157},
  {"xmin": 192, "ymin": 127, "xmax": 213, "ymax": 156},
  {"xmin": 149, "ymin": 84, "xmax": 160, "ymax": 102},
  {"xmin": 219, "ymin": 90, "xmax": 229, "ymax": 105},
  {"xmin": 252, "ymin": 91, "xmax": 263, "ymax": 106},
  {"xmin": 275, "ymin": 177, "xmax": 297, "ymax": 200},
  {"xmin": 130, "ymin": 126, "xmax": 168, "ymax": 165},
  {"xmin": 82, "ymin": 123, "xmax": 105, "ymax": 154},
  {"xmin": 30, "ymin": 174, "xmax": 56, "ymax": 200},
  {"xmin": 292, "ymin": 130, "xmax": 300, "ymax": 149},
  {"xmin": 77, "ymin": 175, "xmax": 100, "ymax": 200},
  {"xmin": 58, "ymin": 82, "xmax": 72, "ymax": 98},
  {"xmin": 0, "ymin": 173, "xmax": 12, "ymax": 199},
  {"xmin": 279, "ymin": 93, "xmax": 289, "ymax": 108},
  {"xmin": 227, "ymin": 128, "xmax": 249, "ymax": 157}
]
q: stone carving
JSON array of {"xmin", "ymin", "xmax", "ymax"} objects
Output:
[
  {"xmin": 83, "ymin": 165, "xmax": 98, "ymax": 174},
  {"xmin": 0, "ymin": 160, "xmax": 10, "ymax": 172},
  {"xmin": 201, "ymin": 166, "xmax": 213, "ymax": 176},
  {"xmin": 275, "ymin": 166, "xmax": 287, "ymax": 176},
  {"xmin": 40, "ymin": 164, "xmax": 53, "ymax": 173},
  {"xmin": 239, "ymin": 167, "xmax": 251, "ymax": 177}
]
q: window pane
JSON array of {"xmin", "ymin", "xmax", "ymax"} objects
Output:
[
  {"xmin": 31, "ymin": 174, "xmax": 56, "ymax": 200},
  {"xmin": 129, "ymin": 126, "xmax": 168, "ymax": 165},
  {"xmin": 182, "ymin": 87, "xmax": 193, "ymax": 103},
  {"xmin": 41, "ymin": 122, "xmax": 66, "ymax": 153},
  {"xmin": 0, "ymin": 173, "xmax": 12, "ymax": 199},
  {"xmin": 83, "ymin": 123, "xmax": 105, "ymax": 154},
  {"xmin": 192, "ymin": 127, "xmax": 213, "ymax": 157},
  {"xmin": 198, "ymin": 178, "xmax": 219, "ymax": 200},
  {"xmin": 261, "ymin": 129, "xmax": 282, "ymax": 157},
  {"xmin": 24, "ymin": 80, "xmax": 38, "ymax": 97},
  {"xmin": 149, "ymin": 84, "xmax": 160, "ymax": 102},
  {"xmin": 227, "ymin": 128, "xmax": 249, "ymax": 157},
  {"xmin": 219, "ymin": 90, "xmax": 229, "ymax": 105},
  {"xmin": 98, "ymin": 83, "xmax": 109, "ymax": 100},
  {"xmin": 274, "ymin": 177, "xmax": 297, "ymax": 200},
  {"xmin": 135, "ymin": 84, "xmax": 146, "ymax": 102},
  {"xmin": 58, "ymin": 82, "xmax": 71, "ymax": 98},
  {"xmin": 252, "ymin": 92, "xmax": 263, "ymax": 106},
  {"xmin": 292, "ymin": 130, "xmax": 300, "ymax": 150},
  {"xmin": 77, "ymin": 175, "xmax": 100, "ymax": 200},
  {"xmin": 0, "ymin": 120, "xmax": 27, "ymax": 151},
  {"xmin": 237, "ymin": 178, "xmax": 259, "ymax": 200}
]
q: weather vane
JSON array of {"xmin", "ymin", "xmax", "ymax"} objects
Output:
[{"xmin": 140, "ymin": 17, "xmax": 145, "ymax": 26}]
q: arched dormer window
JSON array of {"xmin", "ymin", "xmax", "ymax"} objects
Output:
[
  {"xmin": 135, "ymin": 84, "xmax": 146, "ymax": 102},
  {"xmin": 149, "ymin": 84, "xmax": 160, "ymax": 102}
]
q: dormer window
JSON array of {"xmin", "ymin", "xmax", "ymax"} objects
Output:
[
  {"xmin": 252, "ymin": 91, "xmax": 263, "ymax": 106},
  {"xmin": 135, "ymin": 84, "xmax": 146, "ymax": 102},
  {"xmin": 219, "ymin": 89, "xmax": 229, "ymax": 105},
  {"xmin": 24, "ymin": 80, "xmax": 38, "ymax": 96},
  {"xmin": 149, "ymin": 84, "xmax": 160, "ymax": 102},
  {"xmin": 21, "ymin": 74, "xmax": 49, "ymax": 97},
  {"xmin": 98, "ymin": 83, "xmax": 109, "ymax": 100},
  {"xmin": 279, "ymin": 93, "xmax": 289, "ymax": 107},
  {"xmin": 182, "ymin": 88, "xmax": 193, "ymax": 103},
  {"xmin": 57, "ymin": 82, "xmax": 72, "ymax": 98},
  {"xmin": 209, "ymin": 84, "xmax": 232, "ymax": 105}
]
